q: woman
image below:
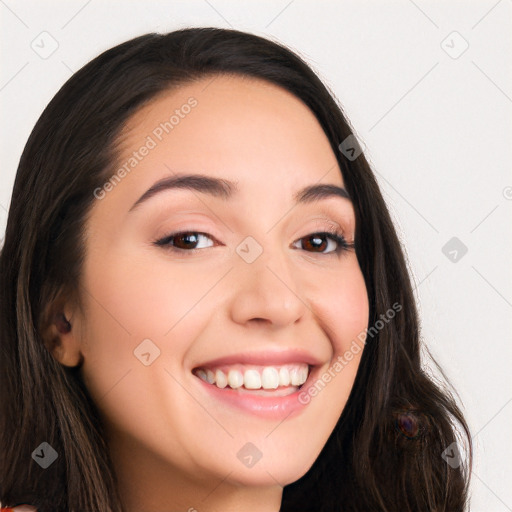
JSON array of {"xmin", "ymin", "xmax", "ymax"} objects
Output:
[{"xmin": 0, "ymin": 27, "xmax": 472, "ymax": 511}]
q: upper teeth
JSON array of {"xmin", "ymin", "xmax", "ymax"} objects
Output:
[{"xmin": 195, "ymin": 364, "xmax": 309, "ymax": 390}]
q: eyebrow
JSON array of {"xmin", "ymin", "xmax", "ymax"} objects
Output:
[{"xmin": 128, "ymin": 173, "xmax": 351, "ymax": 212}]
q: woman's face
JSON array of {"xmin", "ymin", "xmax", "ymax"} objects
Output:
[{"xmin": 68, "ymin": 75, "xmax": 369, "ymax": 501}]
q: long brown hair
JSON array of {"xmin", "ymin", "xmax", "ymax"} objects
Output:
[{"xmin": 0, "ymin": 27, "xmax": 472, "ymax": 511}]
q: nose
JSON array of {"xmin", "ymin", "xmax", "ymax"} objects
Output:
[{"xmin": 228, "ymin": 243, "xmax": 308, "ymax": 329}]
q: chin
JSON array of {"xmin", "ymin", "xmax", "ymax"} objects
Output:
[{"xmin": 219, "ymin": 448, "xmax": 318, "ymax": 488}]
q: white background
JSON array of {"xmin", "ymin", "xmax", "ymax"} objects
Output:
[{"xmin": 1, "ymin": 1, "xmax": 511, "ymax": 510}]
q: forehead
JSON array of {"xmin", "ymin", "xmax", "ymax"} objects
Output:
[{"xmin": 116, "ymin": 74, "xmax": 345, "ymax": 193}]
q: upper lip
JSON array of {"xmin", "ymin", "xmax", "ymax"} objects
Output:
[{"xmin": 193, "ymin": 349, "xmax": 323, "ymax": 370}]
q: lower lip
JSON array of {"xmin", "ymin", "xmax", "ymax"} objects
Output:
[{"xmin": 194, "ymin": 370, "xmax": 315, "ymax": 419}]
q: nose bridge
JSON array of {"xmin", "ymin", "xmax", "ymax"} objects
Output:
[{"xmin": 228, "ymin": 233, "xmax": 307, "ymax": 327}]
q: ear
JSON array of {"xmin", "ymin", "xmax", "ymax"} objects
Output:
[{"xmin": 40, "ymin": 294, "xmax": 84, "ymax": 368}]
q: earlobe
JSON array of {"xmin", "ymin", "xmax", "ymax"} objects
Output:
[{"xmin": 41, "ymin": 305, "xmax": 84, "ymax": 368}]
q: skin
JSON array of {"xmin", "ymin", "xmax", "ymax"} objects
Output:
[{"xmin": 51, "ymin": 75, "xmax": 369, "ymax": 512}]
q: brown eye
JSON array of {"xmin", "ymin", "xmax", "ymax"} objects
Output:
[
  {"xmin": 173, "ymin": 232, "xmax": 200, "ymax": 250},
  {"xmin": 301, "ymin": 234, "xmax": 330, "ymax": 252},
  {"xmin": 293, "ymin": 231, "xmax": 350, "ymax": 255},
  {"xmin": 155, "ymin": 231, "xmax": 215, "ymax": 251}
]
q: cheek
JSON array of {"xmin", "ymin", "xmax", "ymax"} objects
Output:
[
  {"xmin": 322, "ymin": 261, "xmax": 368, "ymax": 379},
  {"xmin": 334, "ymin": 270, "xmax": 369, "ymax": 353},
  {"xmin": 82, "ymin": 241, "xmax": 217, "ymax": 340},
  {"xmin": 308, "ymin": 258, "xmax": 369, "ymax": 356},
  {"xmin": 77, "ymin": 246, "xmax": 217, "ymax": 399},
  {"xmin": 295, "ymin": 257, "xmax": 368, "ymax": 405}
]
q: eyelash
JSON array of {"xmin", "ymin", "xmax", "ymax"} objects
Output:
[{"xmin": 153, "ymin": 226, "xmax": 354, "ymax": 257}]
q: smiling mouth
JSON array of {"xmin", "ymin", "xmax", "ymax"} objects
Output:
[{"xmin": 192, "ymin": 363, "xmax": 310, "ymax": 396}]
